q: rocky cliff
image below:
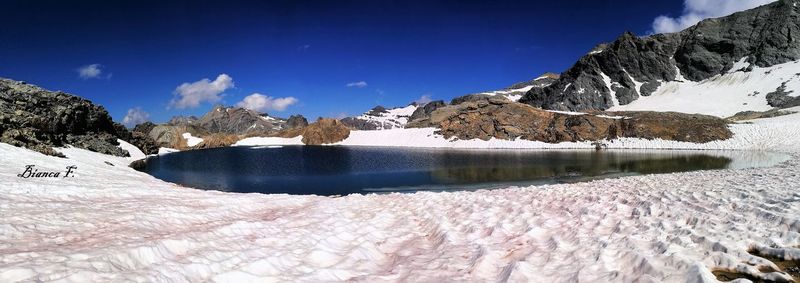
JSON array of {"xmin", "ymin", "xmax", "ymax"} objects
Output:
[
  {"xmin": 408, "ymin": 98, "xmax": 731, "ymax": 144},
  {"xmin": 521, "ymin": 0, "xmax": 800, "ymax": 112},
  {"xmin": 0, "ymin": 78, "xmax": 141, "ymax": 156}
]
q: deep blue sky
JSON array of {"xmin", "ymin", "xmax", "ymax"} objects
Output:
[{"xmin": 0, "ymin": 0, "xmax": 683, "ymax": 123}]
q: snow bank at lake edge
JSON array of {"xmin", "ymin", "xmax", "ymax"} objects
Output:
[{"xmin": 1, "ymin": 111, "xmax": 799, "ymax": 282}]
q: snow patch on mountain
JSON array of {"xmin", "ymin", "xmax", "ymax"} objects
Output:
[
  {"xmin": 355, "ymin": 105, "xmax": 418, "ymax": 130},
  {"xmin": 610, "ymin": 59, "xmax": 800, "ymax": 117}
]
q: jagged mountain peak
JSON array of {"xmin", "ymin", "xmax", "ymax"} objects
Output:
[{"xmin": 520, "ymin": 0, "xmax": 800, "ymax": 115}]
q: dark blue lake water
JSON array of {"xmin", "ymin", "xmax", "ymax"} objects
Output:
[{"xmin": 136, "ymin": 146, "xmax": 786, "ymax": 196}]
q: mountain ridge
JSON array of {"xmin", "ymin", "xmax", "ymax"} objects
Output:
[{"xmin": 521, "ymin": 0, "xmax": 800, "ymax": 113}]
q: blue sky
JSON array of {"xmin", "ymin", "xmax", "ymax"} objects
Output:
[{"xmin": 0, "ymin": 0, "xmax": 772, "ymax": 125}]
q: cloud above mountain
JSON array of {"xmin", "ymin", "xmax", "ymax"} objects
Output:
[
  {"xmin": 236, "ymin": 93, "xmax": 298, "ymax": 112},
  {"xmin": 122, "ymin": 107, "xmax": 150, "ymax": 127},
  {"xmin": 169, "ymin": 74, "xmax": 234, "ymax": 109},
  {"xmin": 652, "ymin": 0, "xmax": 776, "ymax": 33}
]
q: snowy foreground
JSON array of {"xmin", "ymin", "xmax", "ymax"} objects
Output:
[{"xmin": 2, "ymin": 113, "xmax": 800, "ymax": 282}]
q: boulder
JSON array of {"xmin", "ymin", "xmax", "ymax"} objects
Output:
[{"xmin": 301, "ymin": 118, "xmax": 351, "ymax": 145}]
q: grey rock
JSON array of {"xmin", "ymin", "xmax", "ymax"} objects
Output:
[
  {"xmin": 366, "ymin": 106, "xmax": 388, "ymax": 116},
  {"xmin": 0, "ymin": 78, "xmax": 134, "ymax": 157},
  {"xmin": 195, "ymin": 105, "xmax": 287, "ymax": 135},
  {"xmin": 451, "ymin": 94, "xmax": 496, "ymax": 105},
  {"xmin": 339, "ymin": 117, "xmax": 382, "ymax": 130},
  {"xmin": 286, "ymin": 115, "xmax": 309, "ymax": 129},
  {"xmin": 506, "ymin": 73, "xmax": 560, "ymax": 90},
  {"xmin": 166, "ymin": 116, "xmax": 199, "ymax": 126},
  {"xmin": 766, "ymin": 82, "xmax": 800, "ymax": 108},
  {"xmin": 409, "ymin": 100, "xmax": 446, "ymax": 122}
]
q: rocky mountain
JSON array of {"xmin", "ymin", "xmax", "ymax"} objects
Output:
[
  {"xmin": 137, "ymin": 105, "xmax": 309, "ymax": 149},
  {"xmin": 193, "ymin": 105, "xmax": 289, "ymax": 135},
  {"xmin": 0, "ymin": 78, "xmax": 145, "ymax": 157},
  {"xmin": 340, "ymin": 104, "xmax": 418, "ymax": 130},
  {"xmin": 520, "ymin": 0, "xmax": 800, "ymax": 114}
]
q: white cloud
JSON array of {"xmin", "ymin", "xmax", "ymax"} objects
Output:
[
  {"xmin": 169, "ymin": 74, "xmax": 234, "ymax": 109},
  {"xmin": 298, "ymin": 44, "xmax": 311, "ymax": 51},
  {"xmin": 77, "ymin": 64, "xmax": 109, "ymax": 79},
  {"xmin": 236, "ymin": 93, "xmax": 298, "ymax": 113},
  {"xmin": 346, "ymin": 81, "xmax": 368, "ymax": 88},
  {"xmin": 122, "ymin": 107, "xmax": 150, "ymax": 127},
  {"xmin": 415, "ymin": 94, "xmax": 433, "ymax": 105},
  {"xmin": 652, "ymin": 0, "xmax": 776, "ymax": 34}
]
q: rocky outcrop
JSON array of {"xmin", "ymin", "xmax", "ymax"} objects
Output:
[
  {"xmin": 408, "ymin": 98, "xmax": 731, "ymax": 143},
  {"xmin": 194, "ymin": 134, "xmax": 240, "ymax": 149},
  {"xmin": 274, "ymin": 118, "xmax": 350, "ymax": 145},
  {"xmin": 454, "ymin": 73, "xmax": 560, "ymax": 104},
  {"xmin": 132, "ymin": 122, "xmax": 157, "ymax": 137},
  {"xmin": 409, "ymin": 100, "xmax": 446, "ymax": 122},
  {"xmin": 766, "ymin": 82, "xmax": 800, "ymax": 108},
  {"xmin": 147, "ymin": 125, "xmax": 187, "ymax": 149},
  {"xmin": 166, "ymin": 116, "xmax": 198, "ymax": 126},
  {"xmin": 300, "ymin": 118, "xmax": 350, "ymax": 145},
  {"xmin": 521, "ymin": 0, "xmax": 800, "ymax": 111},
  {"xmin": 286, "ymin": 115, "xmax": 309, "ymax": 128},
  {"xmin": 451, "ymin": 94, "xmax": 496, "ymax": 105},
  {"xmin": 726, "ymin": 108, "xmax": 798, "ymax": 121},
  {"xmin": 117, "ymin": 123, "xmax": 159, "ymax": 155},
  {"xmin": 340, "ymin": 117, "xmax": 382, "ymax": 130},
  {"xmin": 0, "ymin": 78, "xmax": 135, "ymax": 157},
  {"xmin": 506, "ymin": 73, "xmax": 560, "ymax": 90}
]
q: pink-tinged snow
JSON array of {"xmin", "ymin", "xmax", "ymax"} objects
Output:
[
  {"xmin": 1, "ymin": 113, "xmax": 799, "ymax": 282},
  {"xmin": 609, "ymin": 59, "xmax": 800, "ymax": 117}
]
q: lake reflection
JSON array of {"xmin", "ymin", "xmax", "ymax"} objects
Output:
[{"xmin": 136, "ymin": 146, "xmax": 787, "ymax": 196}]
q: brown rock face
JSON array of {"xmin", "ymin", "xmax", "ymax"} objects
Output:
[
  {"xmin": 298, "ymin": 118, "xmax": 351, "ymax": 145},
  {"xmin": 407, "ymin": 98, "xmax": 731, "ymax": 143},
  {"xmin": 194, "ymin": 134, "xmax": 241, "ymax": 149},
  {"xmin": 612, "ymin": 111, "xmax": 733, "ymax": 143}
]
